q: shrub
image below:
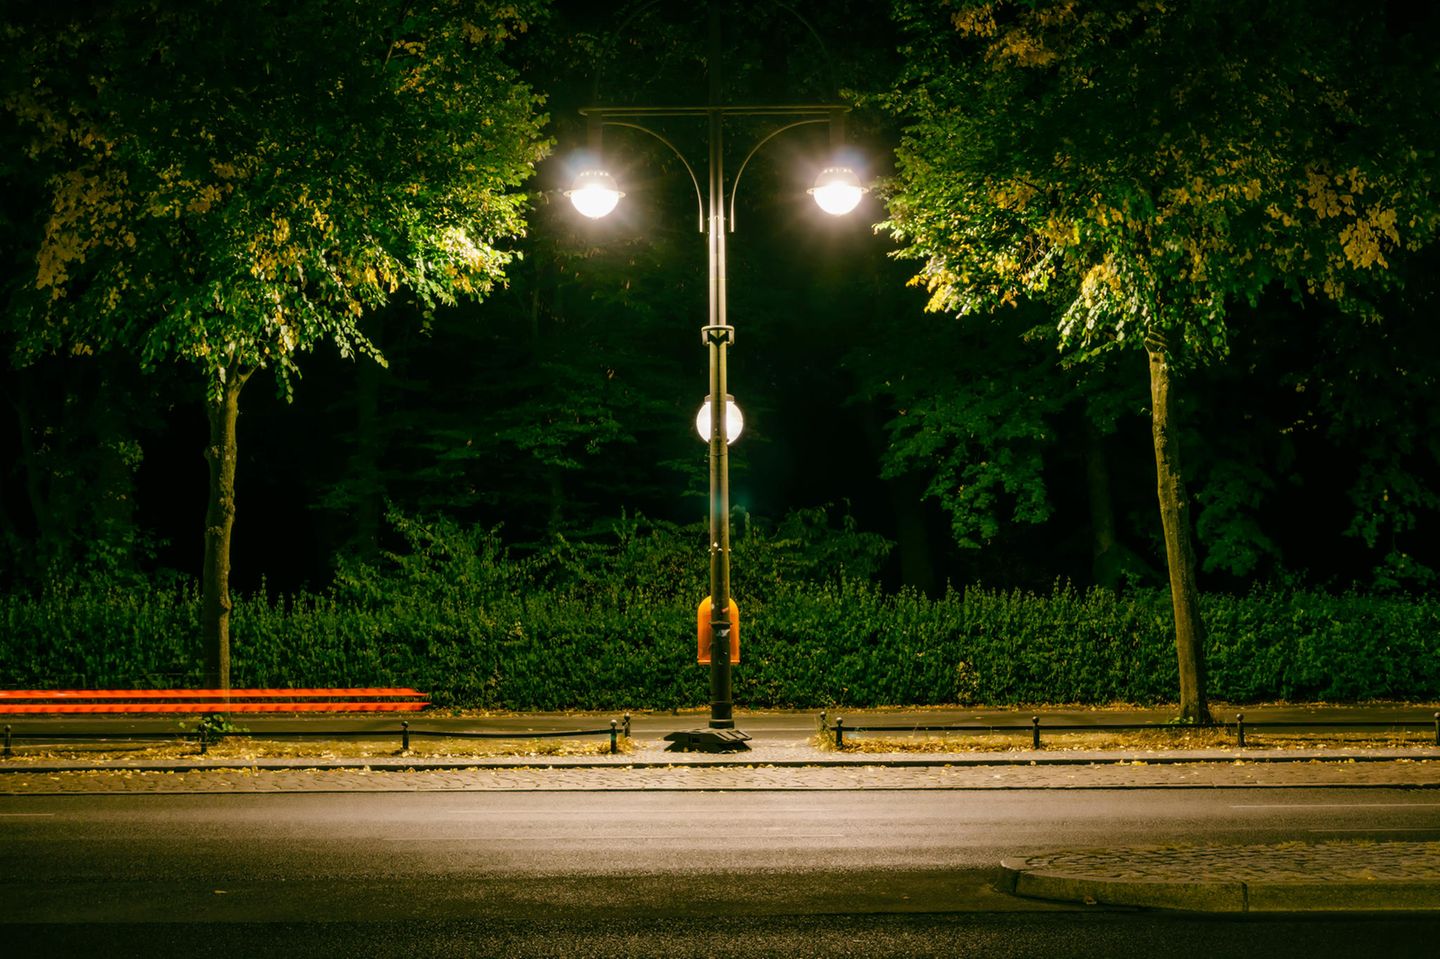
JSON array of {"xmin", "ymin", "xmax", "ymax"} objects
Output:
[{"xmin": 2, "ymin": 517, "xmax": 1436, "ymax": 708}]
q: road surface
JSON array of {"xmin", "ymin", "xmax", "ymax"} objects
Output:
[{"xmin": 4, "ymin": 785, "xmax": 1440, "ymax": 955}]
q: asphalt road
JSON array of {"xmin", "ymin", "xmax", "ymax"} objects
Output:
[
  {"xmin": 8, "ymin": 914, "xmax": 1440, "ymax": 959},
  {"xmin": 4, "ymin": 787, "xmax": 1440, "ymax": 956}
]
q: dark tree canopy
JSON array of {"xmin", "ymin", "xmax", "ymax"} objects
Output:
[
  {"xmin": 877, "ymin": 0, "xmax": 1440, "ymax": 720},
  {"xmin": 882, "ymin": 0, "xmax": 1438, "ymax": 346},
  {"xmin": 2, "ymin": 0, "xmax": 552, "ymax": 686},
  {"xmin": 5, "ymin": 0, "xmax": 550, "ymax": 394}
]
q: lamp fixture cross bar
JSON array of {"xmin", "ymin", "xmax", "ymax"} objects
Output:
[{"xmin": 578, "ymin": 104, "xmax": 849, "ymax": 119}]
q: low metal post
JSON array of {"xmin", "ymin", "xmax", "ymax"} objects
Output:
[
  {"xmin": 200, "ymin": 724, "xmax": 208, "ymax": 756},
  {"xmin": 3, "ymin": 724, "xmax": 11, "ymax": 759},
  {"xmin": 623, "ymin": 712, "xmax": 631, "ymax": 738},
  {"xmin": 401, "ymin": 720, "xmax": 410, "ymax": 752},
  {"xmin": 819, "ymin": 709, "xmax": 827, "ymax": 732},
  {"xmin": 1031, "ymin": 716, "xmax": 1041, "ymax": 750},
  {"xmin": 610, "ymin": 720, "xmax": 618, "ymax": 754},
  {"xmin": 835, "ymin": 717, "xmax": 845, "ymax": 749},
  {"xmin": 1236, "ymin": 712, "xmax": 1245, "ymax": 748},
  {"xmin": 1433, "ymin": 712, "xmax": 1439, "ymax": 747}
]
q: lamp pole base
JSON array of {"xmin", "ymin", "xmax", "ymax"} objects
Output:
[{"xmin": 663, "ymin": 728, "xmax": 752, "ymax": 753}]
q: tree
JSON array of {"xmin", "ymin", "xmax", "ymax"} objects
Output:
[
  {"xmin": 880, "ymin": 0, "xmax": 1439, "ymax": 720},
  {"xmin": 855, "ymin": 299, "xmax": 1164, "ymax": 590},
  {"xmin": 0, "ymin": 354, "xmax": 158, "ymax": 583},
  {"xmin": 4, "ymin": 0, "xmax": 550, "ymax": 687}
]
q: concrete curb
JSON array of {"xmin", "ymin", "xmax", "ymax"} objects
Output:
[
  {"xmin": 1001, "ymin": 867, "xmax": 1440, "ymax": 913},
  {"xmin": 999, "ymin": 843, "xmax": 1440, "ymax": 913},
  {"xmin": 1000, "ymin": 864, "xmax": 1248, "ymax": 911}
]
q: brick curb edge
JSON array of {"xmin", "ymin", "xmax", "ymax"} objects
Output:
[{"xmin": 997, "ymin": 861, "xmax": 1440, "ymax": 913}]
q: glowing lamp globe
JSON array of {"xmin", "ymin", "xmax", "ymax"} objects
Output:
[
  {"xmin": 566, "ymin": 170, "xmax": 624, "ymax": 219},
  {"xmin": 808, "ymin": 166, "xmax": 865, "ymax": 216},
  {"xmin": 696, "ymin": 395, "xmax": 744, "ymax": 444}
]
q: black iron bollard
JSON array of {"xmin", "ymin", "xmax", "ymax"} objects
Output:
[
  {"xmin": 623, "ymin": 712, "xmax": 631, "ymax": 738},
  {"xmin": 3, "ymin": 724, "xmax": 11, "ymax": 759},
  {"xmin": 401, "ymin": 720, "xmax": 410, "ymax": 752},
  {"xmin": 1236, "ymin": 712, "xmax": 1246, "ymax": 748},
  {"xmin": 1434, "ymin": 712, "xmax": 1439, "ymax": 747},
  {"xmin": 610, "ymin": 720, "xmax": 618, "ymax": 754},
  {"xmin": 1031, "ymin": 716, "xmax": 1041, "ymax": 750},
  {"xmin": 200, "ymin": 724, "xmax": 208, "ymax": 756},
  {"xmin": 819, "ymin": 709, "xmax": 827, "ymax": 732},
  {"xmin": 835, "ymin": 717, "xmax": 845, "ymax": 749}
]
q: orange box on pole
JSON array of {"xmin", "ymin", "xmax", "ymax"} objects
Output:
[{"xmin": 697, "ymin": 597, "xmax": 740, "ymax": 665}]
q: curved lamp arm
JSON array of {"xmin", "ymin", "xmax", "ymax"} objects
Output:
[
  {"xmin": 727, "ymin": 116, "xmax": 830, "ymax": 233},
  {"xmin": 598, "ymin": 120, "xmax": 707, "ymax": 233}
]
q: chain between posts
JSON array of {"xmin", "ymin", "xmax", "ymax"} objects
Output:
[
  {"xmin": 0, "ymin": 719, "xmax": 632, "ymax": 758},
  {"xmin": 820, "ymin": 712, "xmax": 1440, "ymax": 750}
]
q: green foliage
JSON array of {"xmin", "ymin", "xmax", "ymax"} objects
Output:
[
  {"xmin": 866, "ymin": 311, "xmax": 1063, "ymax": 548},
  {"xmin": 0, "ymin": 358, "xmax": 162, "ymax": 584},
  {"xmin": 1202, "ymin": 588, "xmax": 1440, "ymax": 702},
  {"xmin": 1315, "ymin": 299, "xmax": 1440, "ymax": 590},
  {"xmin": 857, "ymin": 300, "xmax": 1153, "ymax": 564},
  {"xmin": 4, "ymin": 542, "xmax": 1436, "ymax": 707},
  {"xmin": 0, "ymin": 574, "xmax": 204, "ymax": 687},
  {"xmin": 178, "ymin": 713, "xmax": 248, "ymax": 742},
  {"xmin": 4, "ymin": 0, "xmax": 551, "ymax": 397},
  {"xmin": 880, "ymin": 0, "xmax": 1439, "ymax": 355},
  {"xmin": 876, "ymin": 0, "xmax": 1440, "ymax": 720},
  {"xmin": 1192, "ymin": 458, "xmax": 1281, "ymax": 578}
]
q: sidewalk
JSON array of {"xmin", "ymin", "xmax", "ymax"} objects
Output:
[
  {"xmin": 4, "ymin": 704, "xmax": 1439, "ymax": 915},
  {"xmin": 3, "ymin": 703, "xmax": 1439, "ymax": 773},
  {"xmin": 5, "ymin": 701, "xmax": 1439, "ymax": 744}
]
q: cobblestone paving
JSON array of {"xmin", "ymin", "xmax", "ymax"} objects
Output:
[
  {"xmin": 1009, "ymin": 842, "xmax": 1440, "ymax": 883},
  {"xmin": 1, "ymin": 758, "xmax": 1438, "ymax": 794}
]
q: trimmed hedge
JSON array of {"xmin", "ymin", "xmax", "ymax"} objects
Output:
[{"xmin": 3, "ymin": 577, "xmax": 1436, "ymax": 708}]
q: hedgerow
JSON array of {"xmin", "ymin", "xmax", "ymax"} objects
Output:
[{"xmin": 2, "ymin": 514, "xmax": 1435, "ymax": 707}]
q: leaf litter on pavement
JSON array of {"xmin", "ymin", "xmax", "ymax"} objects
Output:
[
  {"xmin": 819, "ymin": 727, "xmax": 1439, "ymax": 753},
  {"xmin": 1, "ymin": 736, "xmax": 634, "ymax": 764}
]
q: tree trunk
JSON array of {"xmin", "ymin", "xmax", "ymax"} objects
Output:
[
  {"xmin": 202, "ymin": 368, "xmax": 251, "ymax": 692},
  {"xmin": 1083, "ymin": 417, "xmax": 1159, "ymax": 590},
  {"xmin": 351, "ymin": 317, "xmax": 384, "ymax": 560},
  {"xmin": 1146, "ymin": 346, "xmax": 1209, "ymax": 724},
  {"xmin": 12, "ymin": 374, "xmax": 50, "ymax": 559},
  {"xmin": 0, "ymin": 436, "xmax": 20, "ymax": 571},
  {"xmin": 545, "ymin": 470, "xmax": 565, "ymax": 535},
  {"xmin": 92, "ymin": 368, "xmax": 139, "ymax": 573},
  {"xmin": 858, "ymin": 401, "xmax": 936, "ymax": 595},
  {"xmin": 13, "ymin": 367, "xmax": 83, "ymax": 572},
  {"xmin": 1083, "ymin": 417, "xmax": 1122, "ymax": 588}
]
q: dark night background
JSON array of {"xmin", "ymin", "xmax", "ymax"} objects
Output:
[{"xmin": 2, "ymin": 0, "xmax": 1437, "ymax": 601}]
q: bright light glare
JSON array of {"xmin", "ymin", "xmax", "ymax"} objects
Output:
[
  {"xmin": 566, "ymin": 170, "xmax": 624, "ymax": 218},
  {"xmin": 696, "ymin": 396, "xmax": 744, "ymax": 444},
  {"xmin": 808, "ymin": 167, "xmax": 865, "ymax": 216}
]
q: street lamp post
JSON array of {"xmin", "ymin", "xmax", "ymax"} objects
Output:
[{"xmin": 566, "ymin": 4, "xmax": 864, "ymax": 752}]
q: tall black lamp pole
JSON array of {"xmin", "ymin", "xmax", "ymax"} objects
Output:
[{"xmin": 564, "ymin": 3, "xmax": 866, "ymax": 751}]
